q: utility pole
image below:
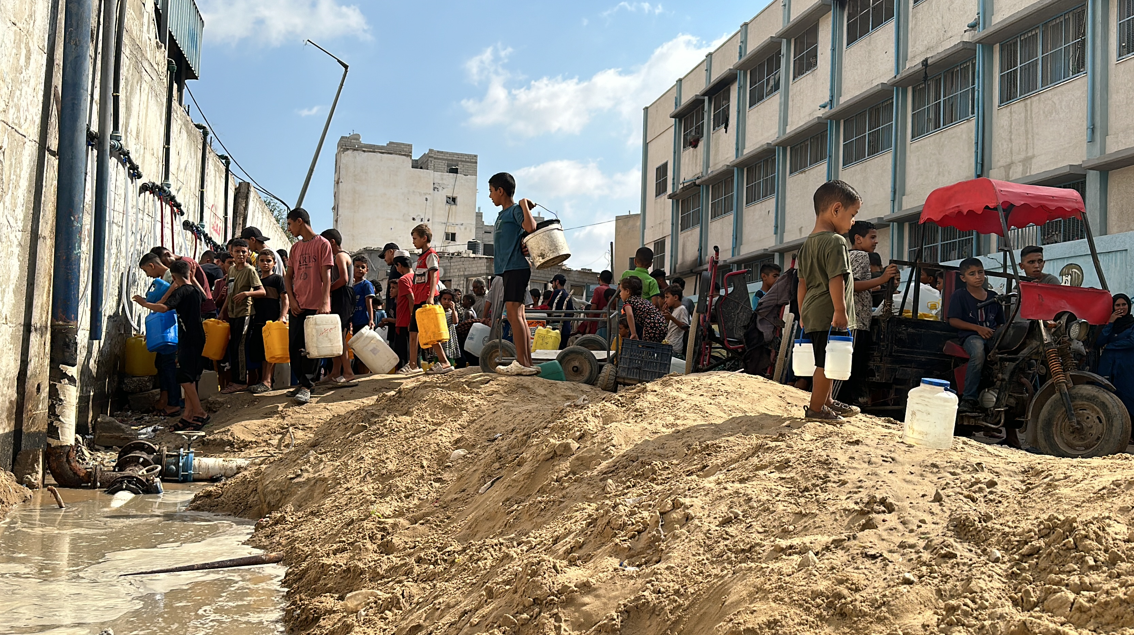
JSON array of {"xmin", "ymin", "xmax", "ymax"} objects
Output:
[{"xmin": 295, "ymin": 41, "xmax": 348, "ymax": 210}]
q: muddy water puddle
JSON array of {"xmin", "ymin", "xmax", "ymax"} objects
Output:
[{"xmin": 0, "ymin": 485, "xmax": 284, "ymax": 634}]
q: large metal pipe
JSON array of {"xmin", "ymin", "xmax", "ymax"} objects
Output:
[
  {"xmin": 295, "ymin": 40, "xmax": 349, "ymax": 209},
  {"xmin": 219, "ymin": 155, "xmax": 231, "ymax": 241},
  {"xmin": 195, "ymin": 123, "xmax": 208, "ymax": 224},
  {"xmin": 161, "ymin": 58, "xmax": 176, "ymax": 187},
  {"xmin": 90, "ymin": 0, "xmax": 118, "ymax": 340},
  {"xmin": 110, "ymin": 0, "xmax": 125, "ymax": 146}
]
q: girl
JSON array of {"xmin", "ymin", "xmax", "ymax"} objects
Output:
[{"xmin": 618, "ymin": 276, "xmax": 666, "ymax": 343}]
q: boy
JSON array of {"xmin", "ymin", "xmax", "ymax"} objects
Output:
[
  {"xmin": 650, "ymin": 269, "xmax": 668, "ymax": 307},
  {"xmin": 381, "ymin": 255, "xmax": 413, "ymax": 368},
  {"xmin": 320, "ymin": 228, "xmax": 357, "ymax": 386},
  {"xmin": 582, "ymin": 270, "xmax": 613, "ymax": 336},
  {"xmin": 1021, "ymin": 245, "xmax": 1061, "ymax": 285},
  {"xmin": 619, "ymin": 247, "xmax": 662, "ymax": 305},
  {"xmin": 673, "ymin": 276, "xmax": 695, "ymax": 316},
  {"xmin": 220, "ymin": 239, "xmax": 264, "ymax": 393},
  {"xmin": 351, "ymin": 256, "xmax": 376, "ymax": 333},
  {"xmin": 488, "ymin": 172, "xmax": 539, "ymax": 375},
  {"xmin": 947, "ymin": 258, "xmax": 1006, "ymax": 413},
  {"xmin": 549, "ymin": 273, "xmax": 575, "ymax": 347},
  {"xmin": 132, "ymin": 260, "xmax": 208, "ymax": 429},
  {"xmin": 401, "ymin": 224, "xmax": 453, "ymax": 375},
  {"xmin": 284, "ymin": 208, "xmax": 333, "ymax": 405},
  {"xmin": 839, "ymin": 221, "xmax": 899, "ymax": 405},
  {"xmin": 750, "ymin": 263, "xmax": 783, "ymax": 311},
  {"xmin": 662, "ymin": 284, "xmax": 690, "ymax": 358},
  {"xmin": 137, "ymin": 252, "xmax": 181, "ymax": 416},
  {"xmin": 797, "ymin": 180, "xmax": 862, "ymax": 422},
  {"xmin": 248, "ymin": 249, "xmax": 288, "ymax": 394},
  {"xmin": 150, "ymin": 245, "xmax": 214, "ymax": 315}
]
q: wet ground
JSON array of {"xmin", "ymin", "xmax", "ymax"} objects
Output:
[{"xmin": 0, "ymin": 485, "xmax": 285, "ymax": 634}]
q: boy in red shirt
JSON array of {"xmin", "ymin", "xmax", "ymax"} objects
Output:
[
  {"xmin": 399, "ymin": 224, "xmax": 453, "ymax": 375},
  {"xmin": 381, "ymin": 255, "xmax": 413, "ymax": 369}
]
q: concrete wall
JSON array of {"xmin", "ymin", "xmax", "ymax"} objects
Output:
[
  {"xmin": 989, "ymin": 75, "xmax": 1087, "ymax": 181},
  {"xmin": 1107, "ymin": 1, "xmax": 1134, "ymax": 152},
  {"xmin": 614, "ymin": 213, "xmax": 641, "ymax": 274},
  {"xmin": 784, "ymin": 164, "xmax": 828, "ymax": 242},
  {"xmin": 740, "ymin": 193, "xmax": 777, "ymax": 253},
  {"xmin": 1108, "ymin": 166, "xmax": 1134, "ymax": 235},
  {"xmin": 842, "ymin": 23, "xmax": 894, "ymax": 100},
  {"xmin": 708, "ymin": 215, "xmax": 733, "ymax": 255},
  {"xmin": 787, "ymin": 14, "xmax": 832, "ymax": 130},
  {"xmin": 709, "ymin": 84, "xmax": 737, "ymax": 170},
  {"xmin": 904, "ymin": 119, "xmax": 976, "ymax": 209},
  {"xmin": 841, "ymin": 152, "xmax": 892, "ymax": 218},
  {"xmin": 746, "ymin": 82, "xmax": 782, "ymax": 147},
  {"xmin": 907, "ymin": 0, "xmax": 975, "ymax": 67},
  {"xmin": 644, "ymin": 87, "xmax": 676, "ymax": 250}
]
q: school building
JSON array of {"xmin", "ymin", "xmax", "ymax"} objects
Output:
[{"xmin": 640, "ymin": 0, "xmax": 1134, "ymax": 295}]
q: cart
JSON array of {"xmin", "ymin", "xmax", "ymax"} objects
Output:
[{"xmin": 689, "ymin": 246, "xmax": 753, "ymax": 373}]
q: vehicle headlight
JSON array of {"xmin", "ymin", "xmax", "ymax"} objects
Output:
[{"xmin": 1069, "ymin": 319, "xmax": 1090, "ymax": 341}]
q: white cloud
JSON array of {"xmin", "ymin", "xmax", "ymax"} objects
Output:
[
  {"xmin": 297, "ymin": 106, "xmax": 322, "ymax": 117},
  {"xmin": 461, "ymin": 34, "xmax": 723, "ymax": 138},
  {"xmin": 199, "ymin": 0, "xmax": 370, "ymax": 46},
  {"xmin": 602, "ymin": 2, "xmax": 666, "ymax": 17},
  {"xmin": 515, "ymin": 160, "xmax": 638, "ymax": 201}
]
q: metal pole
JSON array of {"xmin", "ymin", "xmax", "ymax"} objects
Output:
[
  {"xmin": 196, "ymin": 123, "xmax": 208, "ymax": 224},
  {"xmin": 220, "ymin": 155, "xmax": 231, "ymax": 241},
  {"xmin": 90, "ymin": 0, "xmax": 117, "ymax": 340},
  {"xmin": 1080, "ymin": 212, "xmax": 1109, "ymax": 291},
  {"xmin": 161, "ymin": 59, "xmax": 176, "ymax": 187},
  {"xmin": 295, "ymin": 40, "xmax": 349, "ymax": 209}
]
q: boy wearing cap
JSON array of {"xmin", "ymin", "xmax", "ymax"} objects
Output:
[{"xmin": 241, "ymin": 226, "xmax": 283, "ymax": 276}]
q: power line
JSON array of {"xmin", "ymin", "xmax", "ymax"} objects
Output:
[{"xmin": 562, "ymin": 218, "xmax": 616, "ymax": 232}]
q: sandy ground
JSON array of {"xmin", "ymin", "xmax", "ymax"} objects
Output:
[
  {"xmin": 0, "ymin": 468, "xmax": 32, "ymax": 517},
  {"xmin": 187, "ymin": 370, "xmax": 1134, "ymax": 635}
]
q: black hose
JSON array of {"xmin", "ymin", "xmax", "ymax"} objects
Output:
[{"xmin": 111, "ymin": 0, "xmax": 125, "ymax": 139}]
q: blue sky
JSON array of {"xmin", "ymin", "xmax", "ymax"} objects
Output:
[{"xmin": 191, "ymin": 0, "xmax": 771, "ymax": 271}]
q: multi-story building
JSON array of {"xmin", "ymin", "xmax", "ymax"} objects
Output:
[
  {"xmin": 642, "ymin": 0, "xmax": 1134, "ymax": 289},
  {"xmin": 334, "ymin": 135, "xmax": 478, "ymax": 252}
]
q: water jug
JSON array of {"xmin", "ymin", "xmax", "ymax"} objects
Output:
[
  {"xmin": 537, "ymin": 361, "xmax": 565, "ymax": 381},
  {"xmin": 792, "ymin": 337, "xmax": 815, "ymax": 377},
  {"xmin": 125, "ymin": 335, "xmax": 157, "ymax": 376},
  {"xmin": 415, "ymin": 305, "xmax": 449, "ymax": 348},
  {"xmin": 303, "ymin": 314, "xmax": 343, "ymax": 358},
  {"xmin": 533, "ymin": 326, "xmax": 562, "ymax": 351},
  {"xmin": 145, "ymin": 278, "xmax": 170, "ymax": 303},
  {"xmin": 198, "ymin": 370, "xmax": 219, "ymax": 400},
  {"xmin": 145, "ymin": 311, "xmax": 178, "ymax": 354},
  {"xmin": 669, "ymin": 355, "xmax": 686, "ymax": 375},
  {"xmin": 202, "ymin": 319, "xmax": 230, "ymax": 360},
  {"xmin": 345, "ymin": 330, "xmax": 354, "ymax": 361},
  {"xmin": 893, "ymin": 285, "xmax": 942, "ymax": 320},
  {"xmin": 903, "ymin": 379, "xmax": 959, "ymax": 449},
  {"xmin": 464, "ymin": 322, "xmax": 491, "ymax": 357},
  {"xmin": 824, "ymin": 335, "xmax": 854, "ymax": 381},
  {"xmin": 349, "ymin": 326, "xmax": 399, "ymax": 374},
  {"xmin": 262, "ymin": 321, "xmax": 290, "ymax": 363}
]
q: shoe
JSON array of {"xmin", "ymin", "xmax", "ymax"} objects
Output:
[
  {"xmin": 293, "ymin": 388, "xmax": 311, "ymax": 404},
  {"xmin": 959, "ymin": 398, "xmax": 980, "ymax": 413},
  {"xmin": 397, "ymin": 365, "xmax": 423, "ymax": 376},
  {"xmin": 829, "ymin": 400, "xmax": 861, "ymax": 417},
  {"xmin": 804, "ymin": 406, "xmax": 844, "ymax": 422},
  {"xmin": 426, "ymin": 364, "xmax": 454, "ymax": 375},
  {"xmin": 249, "ymin": 383, "xmax": 271, "ymax": 395},
  {"xmin": 496, "ymin": 361, "xmax": 524, "ymax": 376},
  {"xmin": 287, "ymin": 387, "xmax": 301, "ymax": 397},
  {"xmin": 517, "ymin": 365, "xmax": 540, "ymax": 376}
]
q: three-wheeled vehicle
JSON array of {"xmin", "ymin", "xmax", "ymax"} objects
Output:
[{"xmin": 866, "ymin": 178, "xmax": 1129, "ymax": 457}]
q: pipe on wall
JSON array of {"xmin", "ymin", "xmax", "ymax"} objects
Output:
[
  {"xmin": 90, "ymin": 0, "xmax": 119, "ymax": 340},
  {"xmin": 195, "ymin": 123, "xmax": 208, "ymax": 225},
  {"xmin": 640, "ymin": 107, "xmax": 648, "ymax": 251},
  {"xmin": 220, "ymin": 155, "xmax": 231, "ymax": 241},
  {"xmin": 161, "ymin": 59, "xmax": 176, "ymax": 187},
  {"xmin": 110, "ymin": 0, "xmax": 125, "ymax": 146}
]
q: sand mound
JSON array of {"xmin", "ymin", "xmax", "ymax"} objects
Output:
[
  {"xmin": 193, "ymin": 371, "xmax": 1134, "ymax": 635},
  {"xmin": 0, "ymin": 469, "xmax": 32, "ymax": 517}
]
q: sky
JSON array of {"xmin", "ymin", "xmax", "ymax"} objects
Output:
[{"xmin": 190, "ymin": 0, "xmax": 772, "ymax": 272}]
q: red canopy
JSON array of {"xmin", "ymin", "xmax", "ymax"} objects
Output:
[{"xmin": 920, "ymin": 178, "xmax": 1085, "ymax": 236}]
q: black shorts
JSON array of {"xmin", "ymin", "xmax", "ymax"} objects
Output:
[
  {"xmin": 806, "ymin": 329, "xmax": 850, "ymax": 370},
  {"xmin": 409, "ymin": 303, "xmax": 424, "ymax": 333},
  {"xmin": 177, "ymin": 339, "xmax": 205, "ymax": 384},
  {"xmin": 331, "ymin": 287, "xmax": 353, "ymax": 328},
  {"xmin": 501, "ymin": 269, "xmax": 531, "ymax": 304}
]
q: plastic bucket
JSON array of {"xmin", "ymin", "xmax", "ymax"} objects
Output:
[
  {"xmin": 824, "ymin": 335, "xmax": 854, "ymax": 381},
  {"xmin": 537, "ymin": 361, "xmax": 565, "ymax": 381},
  {"xmin": 791, "ymin": 338, "xmax": 815, "ymax": 377},
  {"xmin": 464, "ymin": 322, "xmax": 490, "ymax": 357},
  {"xmin": 521, "ymin": 220, "xmax": 571, "ymax": 269}
]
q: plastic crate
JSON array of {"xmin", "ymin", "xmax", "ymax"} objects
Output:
[{"xmin": 617, "ymin": 339, "xmax": 673, "ymax": 383}]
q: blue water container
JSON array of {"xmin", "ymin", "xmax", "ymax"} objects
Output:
[
  {"xmin": 145, "ymin": 311, "xmax": 178, "ymax": 354},
  {"xmin": 146, "ymin": 278, "xmax": 171, "ymax": 303}
]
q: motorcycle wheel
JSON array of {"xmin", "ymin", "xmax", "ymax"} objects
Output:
[{"xmin": 1033, "ymin": 384, "xmax": 1131, "ymax": 458}]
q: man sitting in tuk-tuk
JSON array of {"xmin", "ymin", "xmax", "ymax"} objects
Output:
[
  {"xmin": 947, "ymin": 258, "xmax": 1006, "ymax": 413},
  {"xmin": 1021, "ymin": 246, "xmax": 1061, "ymax": 285}
]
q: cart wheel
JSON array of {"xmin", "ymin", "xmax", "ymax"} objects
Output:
[
  {"xmin": 1034, "ymin": 384, "xmax": 1131, "ymax": 458},
  {"xmin": 573, "ymin": 334, "xmax": 608, "ymax": 352},
  {"xmin": 596, "ymin": 364, "xmax": 617, "ymax": 392},
  {"xmin": 479, "ymin": 340, "xmax": 517, "ymax": 374},
  {"xmin": 557, "ymin": 346, "xmax": 599, "ymax": 385}
]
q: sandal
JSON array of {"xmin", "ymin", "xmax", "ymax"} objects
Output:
[
  {"xmin": 330, "ymin": 377, "xmax": 359, "ymax": 388},
  {"xmin": 249, "ymin": 383, "xmax": 272, "ymax": 395},
  {"xmin": 426, "ymin": 364, "xmax": 453, "ymax": 375},
  {"xmin": 162, "ymin": 408, "xmax": 182, "ymax": 418},
  {"xmin": 803, "ymin": 406, "xmax": 844, "ymax": 422},
  {"xmin": 397, "ymin": 365, "xmax": 423, "ymax": 376},
  {"xmin": 173, "ymin": 418, "xmax": 205, "ymax": 432},
  {"xmin": 193, "ymin": 414, "xmax": 212, "ymax": 426},
  {"xmin": 220, "ymin": 384, "xmax": 247, "ymax": 394}
]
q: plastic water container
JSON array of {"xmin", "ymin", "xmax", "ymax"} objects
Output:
[
  {"xmin": 894, "ymin": 285, "xmax": 942, "ymax": 320},
  {"xmin": 464, "ymin": 322, "xmax": 490, "ymax": 357},
  {"xmin": 304, "ymin": 314, "xmax": 343, "ymax": 358},
  {"xmin": 145, "ymin": 312, "xmax": 178, "ymax": 354},
  {"xmin": 146, "ymin": 278, "xmax": 171, "ymax": 303},
  {"xmin": 533, "ymin": 326, "xmax": 561, "ymax": 351},
  {"xmin": 824, "ymin": 335, "xmax": 854, "ymax": 381},
  {"xmin": 415, "ymin": 305, "xmax": 450, "ymax": 348},
  {"xmin": 669, "ymin": 356, "xmax": 686, "ymax": 375},
  {"xmin": 903, "ymin": 379, "xmax": 959, "ymax": 449},
  {"xmin": 202, "ymin": 319, "xmax": 230, "ymax": 360},
  {"xmin": 262, "ymin": 321, "xmax": 290, "ymax": 363},
  {"xmin": 792, "ymin": 338, "xmax": 815, "ymax": 377},
  {"xmin": 537, "ymin": 360, "xmax": 565, "ymax": 381},
  {"xmin": 125, "ymin": 335, "xmax": 157, "ymax": 376},
  {"xmin": 349, "ymin": 326, "xmax": 399, "ymax": 374}
]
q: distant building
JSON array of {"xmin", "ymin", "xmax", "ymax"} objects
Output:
[{"xmin": 334, "ymin": 135, "xmax": 478, "ymax": 252}]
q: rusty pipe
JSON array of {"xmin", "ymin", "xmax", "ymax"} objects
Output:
[
  {"xmin": 46, "ymin": 486, "xmax": 66, "ymax": 509},
  {"xmin": 122, "ymin": 552, "xmax": 285, "ymax": 576},
  {"xmin": 45, "ymin": 444, "xmax": 94, "ymax": 488}
]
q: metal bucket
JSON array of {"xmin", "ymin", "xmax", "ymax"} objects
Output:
[{"xmin": 522, "ymin": 220, "xmax": 571, "ymax": 269}]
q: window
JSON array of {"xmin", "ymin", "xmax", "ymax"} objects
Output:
[
  {"xmin": 1121, "ymin": 0, "xmax": 1134, "ymax": 59},
  {"xmin": 911, "ymin": 223, "xmax": 975, "ymax": 262},
  {"xmin": 446, "ymin": 196, "xmax": 458, "ymax": 205},
  {"xmin": 711, "ymin": 89, "xmax": 730, "ymax": 130},
  {"xmin": 679, "ymin": 192, "xmax": 702, "ymax": 231},
  {"xmin": 749, "ymin": 52, "xmax": 781, "ymax": 106},
  {"xmin": 709, "ymin": 177, "xmax": 735, "ymax": 219},
  {"xmin": 655, "ymin": 162, "xmax": 668, "ymax": 197},
  {"xmin": 744, "ymin": 156, "xmax": 776, "ymax": 205},
  {"xmin": 1003, "ymin": 180, "xmax": 1086, "ymax": 248},
  {"xmin": 912, "ymin": 61, "xmax": 975, "ymax": 138},
  {"xmin": 445, "ymin": 231, "xmax": 457, "ymax": 242},
  {"xmin": 842, "ymin": 99, "xmax": 893, "ymax": 166},
  {"xmin": 789, "ymin": 130, "xmax": 828, "ymax": 174},
  {"xmin": 652, "ymin": 239, "xmax": 666, "ymax": 271},
  {"xmin": 913, "ymin": 0, "xmax": 928, "ymax": 5},
  {"xmin": 447, "ymin": 164, "xmax": 459, "ymax": 174},
  {"xmin": 847, "ymin": 0, "xmax": 895, "ymax": 45},
  {"xmin": 999, "ymin": 7, "xmax": 1085, "ymax": 105},
  {"xmin": 682, "ymin": 105, "xmax": 705, "ymax": 148},
  {"xmin": 793, "ymin": 24, "xmax": 820, "ymax": 79}
]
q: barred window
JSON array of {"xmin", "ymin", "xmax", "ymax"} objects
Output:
[
  {"xmin": 999, "ymin": 7, "xmax": 1085, "ymax": 105},
  {"xmin": 912, "ymin": 61, "xmax": 975, "ymax": 138},
  {"xmin": 682, "ymin": 105, "xmax": 705, "ymax": 148},
  {"xmin": 1120, "ymin": 0, "xmax": 1134, "ymax": 59},
  {"xmin": 679, "ymin": 192, "xmax": 702, "ymax": 231},
  {"xmin": 789, "ymin": 130, "xmax": 828, "ymax": 174},
  {"xmin": 1002, "ymin": 180, "xmax": 1086, "ymax": 248},
  {"xmin": 842, "ymin": 99, "xmax": 893, "ymax": 166},
  {"xmin": 744, "ymin": 156, "xmax": 776, "ymax": 205},
  {"xmin": 709, "ymin": 177, "xmax": 735, "ymax": 219},
  {"xmin": 847, "ymin": 0, "xmax": 895, "ymax": 45},
  {"xmin": 711, "ymin": 90, "xmax": 730, "ymax": 130},
  {"xmin": 653, "ymin": 239, "xmax": 666, "ymax": 271},
  {"xmin": 748, "ymin": 51, "xmax": 781, "ymax": 106},
  {"xmin": 793, "ymin": 25, "xmax": 820, "ymax": 79},
  {"xmin": 911, "ymin": 223, "xmax": 975, "ymax": 263},
  {"xmin": 655, "ymin": 162, "xmax": 668, "ymax": 197}
]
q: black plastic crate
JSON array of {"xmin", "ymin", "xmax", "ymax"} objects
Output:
[{"xmin": 617, "ymin": 339, "xmax": 673, "ymax": 383}]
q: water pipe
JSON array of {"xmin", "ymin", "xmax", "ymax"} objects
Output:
[
  {"xmin": 195, "ymin": 123, "xmax": 209, "ymax": 224},
  {"xmin": 220, "ymin": 155, "xmax": 231, "ymax": 241},
  {"xmin": 733, "ymin": 24, "xmax": 748, "ymax": 259},
  {"xmin": 90, "ymin": 0, "xmax": 119, "ymax": 340},
  {"xmin": 974, "ymin": 0, "xmax": 988, "ymax": 178},
  {"xmin": 826, "ymin": 0, "xmax": 841, "ymax": 181},
  {"xmin": 639, "ymin": 108, "xmax": 648, "ymax": 250},
  {"xmin": 161, "ymin": 59, "xmax": 176, "ymax": 187},
  {"xmin": 110, "ymin": 0, "xmax": 126, "ymax": 148}
]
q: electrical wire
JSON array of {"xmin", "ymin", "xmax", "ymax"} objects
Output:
[{"xmin": 562, "ymin": 218, "xmax": 616, "ymax": 232}]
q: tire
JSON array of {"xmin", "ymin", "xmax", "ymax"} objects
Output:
[
  {"xmin": 1033, "ymin": 384, "xmax": 1132, "ymax": 458},
  {"xmin": 573, "ymin": 334, "xmax": 608, "ymax": 352},
  {"xmin": 479, "ymin": 340, "xmax": 517, "ymax": 374},
  {"xmin": 557, "ymin": 346, "xmax": 600, "ymax": 385},
  {"xmin": 596, "ymin": 364, "xmax": 617, "ymax": 392}
]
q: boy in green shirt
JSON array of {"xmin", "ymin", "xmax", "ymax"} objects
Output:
[
  {"xmin": 797, "ymin": 180, "xmax": 861, "ymax": 421},
  {"xmin": 220, "ymin": 238, "xmax": 264, "ymax": 393},
  {"xmin": 619, "ymin": 247, "xmax": 662, "ymax": 305}
]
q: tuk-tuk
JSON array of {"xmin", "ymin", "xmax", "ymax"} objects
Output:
[{"xmin": 867, "ymin": 178, "xmax": 1130, "ymax": 457}]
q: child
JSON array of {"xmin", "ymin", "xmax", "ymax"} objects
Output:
[
  {"xmin": 351, "ymin": 256, "xmax": 376, "ymax": 333},
  {"xmin": 384, "ymin": 255, "xmax": 413, "ymax": 368},
  {"xmin": 797, "ymin": 180, "xmax": 861, "ymax": 421},
  {"xmin": 618, "ymin": 276, "xmax": 666, "ymax": 343},
  {"xmin": 750, "ymin": 263, "xmax": 783, "ymax": 311},
  {"xmin": 137, "ymin": 252, "xmax": 181, "ymax": 416},
  {"xmin": 619, "ymin": 247, "xmax": 662, "ymax": 306},
  {"xmin": 488, "ymin": 172, "xmax": 539, "ymax": 375},
  {"xmin": 248, "ymin": 249, "xmax": 288, "ymax": 394},
  {"xmin": 283, "ymin": 208, "xmax": 333, "ymax": 405},
  {"xmin": 529, "ymin": 288, "xmax": 541, "ymax": 308},
  {"xmin": 321, "ymin": 229, "xmax": 357, "ymax": 386},
  {"xmin": 662, "ymin": 284, "xmax": 690, "ymax": 357},
  {"xmin": 598, "ymin": 286, "xmax": 618, "ymax": 341},
  {"xmin": 401, "ymin": 224, "xmax": 453, "ymax": 375},
  {"xmin": 133, "ymin": 260, "xmax": 208, "ymax": 430},
  {"xmin": 840, "ymin": 221, "xmax": 899, "ymax": 406},
  {"xmin": 220, "ymin": 239, "xmax": 264, "ymax": 393},
  {"xmin": 947, "ymin": 258, "xmax": 1005, "ymax": 413},
  {"xmin": 439, "ymin": 289, "xmax": 461, "ymax": 366}
]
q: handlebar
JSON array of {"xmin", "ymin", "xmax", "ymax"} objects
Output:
[{"xmin": 977, "ymin": 292, "xmax": 1017, "ymax": 309}]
